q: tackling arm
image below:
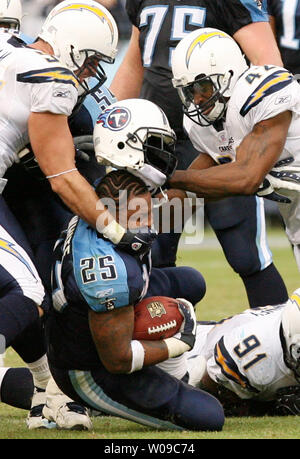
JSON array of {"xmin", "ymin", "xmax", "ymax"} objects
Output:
[
  {"xmin": 109, "ymin": 26, "xmax": 144, "ymax": 100},
  {"xmin": 233, "ymin": 21, "xmax": 283, "ymax": 66},
  {"xmin": 28, "ymin": 112, "xmax": 113, "ymax": 230},
  {"xmin": 169, "ymin": 111, "xmax": 292, "ymax": 199}
]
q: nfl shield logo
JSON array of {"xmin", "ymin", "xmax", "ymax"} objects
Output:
[{"xmin": 147, "ymin": 301, "xmax": 167, "ymax": 318}]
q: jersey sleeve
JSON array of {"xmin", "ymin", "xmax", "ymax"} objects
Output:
[
  {"xmin": 266, "ymin": 0, "xmax": 276, "ymax": 16},
  {"xmin": 219, "ymin": 0, "xmax": 270, "ymax": 35},
  {"xmin": 71, "ymin": 221, "xmax": 145, "ymax": 313},
  {"xmin": 237, "ymin": 68, "xmax": 300, "ymax": 127},
  {"xmin": 17, "ymin": 66, "xmax": 79, "ymax": 115},
  {"xmin": 126, "ymin": 0, "xmax": 141, "ymax": 27}
]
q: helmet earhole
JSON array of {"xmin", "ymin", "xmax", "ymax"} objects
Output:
[{"xmin": 117, "ymin": 142, "xmax": 125, "ymax": 150}]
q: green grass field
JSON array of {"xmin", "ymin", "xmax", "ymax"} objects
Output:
[{"xmin": 1, "ymin": 226, "xmax": 300, "ymax": 440}]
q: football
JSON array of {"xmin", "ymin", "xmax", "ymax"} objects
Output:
[{"xmin": 133, "ymin": 296, "xmax": 183, "ymax": 340}]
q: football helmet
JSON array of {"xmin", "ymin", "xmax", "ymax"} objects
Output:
[
  {"xmin": 172, "ymin": 27, "xmax": 248, "ymax": 126},
  {"xmin": 38, "ymin": 0, "xmax": 118, "ymax": 97},
  {"xmin": 94, "ymin": 99, "xmax": 177, "ymax": 192},
  {"xmin": 281, "ymin": 289, "xmax": 300, "ymax": 382},
  {"xmin": 0, "ymin": 0, "xmax": 22, "ymax": 31}
]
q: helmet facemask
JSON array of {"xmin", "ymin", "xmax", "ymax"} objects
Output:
[
  {"xmin": 178, "ymin": 73, "xmax": 232, "ymax": 126},
  {"xmin": 280, "ymin": 323, "xmax": 300, "ymax": 383},
  {"xmin": 126, "ymin": 127, "xmax": 177, "ymax": 180}
]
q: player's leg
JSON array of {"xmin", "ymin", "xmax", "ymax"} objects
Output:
[
  {"xmin": 49, "ymin": 364, "xmax": 224, "ymax": 432},
  {"xmin": 146, "ymin": 266, "xmax": 206, "ymax": 306},
  {"xmin": 205, "ymin": 195, "xmax": 288, "ymax": 308},
  {"xmin": 0, "ymin": 367, "xmax": 34, "ymax": 410}
]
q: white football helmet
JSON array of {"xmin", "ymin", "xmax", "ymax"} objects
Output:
[
  {"xmin": 94, "ymin": 99, "xmax": 177, "ymax": 193},
  {"xmin": 38, "ymin": 0, "xmax": 118, "ymax": 97},
  {"xmin": 281, "ymin": 288, "xmax": 300, "ymax": 382},
  {"xmin": 172, "ymin": 27, "xmax": 248, "ymax": 126},
  {"xmin": 0, "ymin": 0, "xmax": 22, "ymax": 31}
]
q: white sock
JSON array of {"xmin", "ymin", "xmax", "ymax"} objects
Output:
[{"xmin": 27, "ymin": 354, "xmax": 51, "ymax": 390}]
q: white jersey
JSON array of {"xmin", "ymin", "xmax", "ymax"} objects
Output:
[
  {"xmin": 184, "ymin": 65, "xmax": 300, "ymax": 245},
  {"xmin": 0, "ymin": 36, "xmax": 78, "ymax": 180},
  {"xmin": 187, "ymin": 304, "xmax": 298, "ymax": 401}
]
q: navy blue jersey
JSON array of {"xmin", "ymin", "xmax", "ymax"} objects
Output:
[
  {"xmin": 267, "ymin": 0, "xmax": 300, "ymax": 75},
  {"xmin": 126, "ymin": 0, "xmax": 269, "ymax": 136},
  {"xmin": 48, "ymin": 216, "xmax": 149, "ymax": 370}
]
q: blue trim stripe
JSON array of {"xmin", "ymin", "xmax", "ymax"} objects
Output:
[
  {"xmin": 69, "ymin": 370, "xmax": 182, "ymax": 431},
  {"xmin": 239, "ymin": 0, "xmax": 269, "ymax": 22},
  {"xmin": 255, "ymin": 197, "xmax": 272, "ymax": 270}
]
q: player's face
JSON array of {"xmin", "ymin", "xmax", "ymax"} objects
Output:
[
  {"xmin": 191, "ymin": 80, "xmax": 214, "ymax": 113},
  {"xmin": 75, "ymin": 54, "xmax": 102, "ymax": 82},
  {"xmin": 119, "ymin": 191, "xmax": 153, "ymax": 230}
]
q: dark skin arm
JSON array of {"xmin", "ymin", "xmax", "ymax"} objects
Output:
[
  {"xmin": 88, "ymin": 305, "xmax": 169, "ymax": 374},
  {"xmin": 169, "ymin": 111, "xmax": 292, "ymax": 199}
]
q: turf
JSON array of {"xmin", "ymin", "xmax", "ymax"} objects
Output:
[{"xmin": 1, "ymin": 227, "xmax": 300, "ymax": 440}]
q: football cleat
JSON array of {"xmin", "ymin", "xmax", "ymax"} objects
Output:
[
  {"xmin": 43, "ymin": 401, "xmax": 93, "ymax": 431},
  {"xmin": 26, "ymin": 387, "xmax": 57, "ymax": 429},
  {"xmin": 42, "ymin": 377, "xmax": 93, "ymax": 430}
]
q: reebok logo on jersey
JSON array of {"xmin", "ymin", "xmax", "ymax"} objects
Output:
[
  {"xmin": 275, "ymin": 95, "xmax": 292, "ymax": 105},
  {"xmin": 53, "ymin": 89, "xmax": 72, "ymax": 99}
]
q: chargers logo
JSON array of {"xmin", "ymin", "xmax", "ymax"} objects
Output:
[
  {"xmin": 186, "ymin": 31, "xmax": 228, "ymax": 67},
  {"xmin": 53, "ymin": 4, "xmax": 115, "ymax": 42},
  {"xmin": 97, "ymin": 107, "xmax": 131, "ymax": 131}
]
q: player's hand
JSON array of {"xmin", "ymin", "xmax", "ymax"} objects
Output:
[
  {"xmin": 274, "ymin": 385, "xmax": 300, "ymax": 416},
  {"xmin": 175, "ymin": 298, "xmax": 197, "ymax": 350},
  {"xmin": 257, "ymin": 157, "xmax": 300, "ymax": 203},
  {"xmin": 117, "ymin": 227, "xmax": 158, "ymax": 258},
  {"xmin": 73, "ymin": 135, "xmax": 94, "ymax": 152}
]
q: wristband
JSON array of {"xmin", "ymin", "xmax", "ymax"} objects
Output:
[
  {"xmin": 101, "ymin": 220, "xmax": 126, "ymax": 244},
  {"xmin": 163, "ymin": 337, "xmax": 190, "ymax": 358},
  {"xmin": 128, "ymin": 340, "xmax": 145, "ymax": 373}
]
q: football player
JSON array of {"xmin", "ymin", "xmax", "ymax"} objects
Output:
[
  {"xmin": 155, "ymin": 289, "xmax": 300, "ymax": 416},
  {"xmin": 109, "ymin": 0, "xmax": 289, "ymax": 310},
  {"xmin": 170, "ymin": 27, "xmax": 300, "ymax": 272},
  {"xmin": 45, "ymin": 167, "xmax": 224, "ymax": 432},
  {"xmin": 186, "ymin": 289, "xmax": 300, "ymax": 417},
  {"xmin": 0, "ymin": 0, "xmax": 126, "ymax": 431}
]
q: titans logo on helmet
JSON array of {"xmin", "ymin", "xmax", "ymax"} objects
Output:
[{"xmin": 97, "ymin": 107, "xmax": 131, "ymax": 131}]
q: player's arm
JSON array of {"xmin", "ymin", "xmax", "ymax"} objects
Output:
[
  {"xmin": 233, "ymin": 21, "xmax": 283, "ymax": 66},
  {"xmin": 88, "ymin": 305, "xmax": 170, "ymax": 374},
  {"xmin": 28, "ymin": 111, "xmax": 111, "ymax": 230},
  {"xmin": 109, "ymin": 25, "xmax": 143, "ymax": 100},
  {"xmin": 89, "ymin": 297, "xmax": 197, "ymax": 374},
  {"xmin": 169, "ymin": 111, "xmax": 292, "ymax": 199}
]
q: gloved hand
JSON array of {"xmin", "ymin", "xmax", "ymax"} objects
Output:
[
  {"xmin": 73, "ymin": 135, "xmax": 94, "ymax": 152},
  {"xmin": 163, "ymin": 298, "xmax": 197, "ymax": 358},
  {"xmin": 175, "ymin": 298, "xmax": 197, "ymax": 349},
  {"xmin": 274, "ymin": 385, "xmax": 300, "ymax": 416},
  {"xmin": 257, "ymin": 157, "xmax": 300, "ymax": 203},
  {"xmin": 116, "ymin": 227, "xmax": 158, "ymax": 258}
]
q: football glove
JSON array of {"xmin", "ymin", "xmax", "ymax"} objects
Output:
[
  {"xmin": 274, "ymin": 385, "xmax": 300, "ymax": 416},
  {"xmin": 175, "ymin": 298, "xmax": 197, "ymax": 349},
  {"xmin": 257, "ymin": 157, "xmax": 300, "ymax": 203},
  {"xmin": 116, "ymin": 227, "xmax": 158, "ymax": 258},
  {"xmin": 73, "ymin": 135, "xmax": 94, "ymax": 153}
]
